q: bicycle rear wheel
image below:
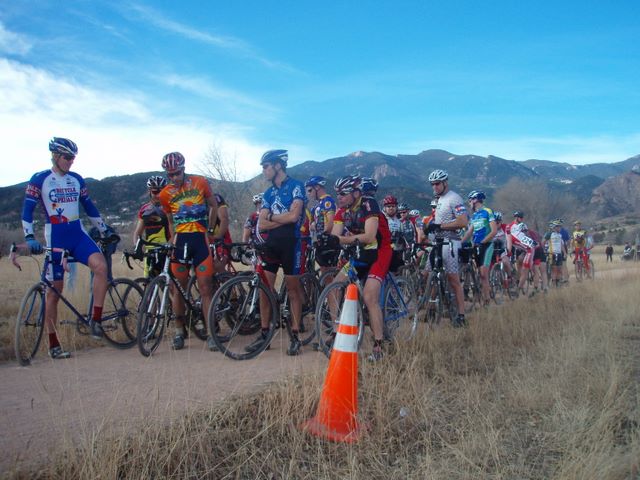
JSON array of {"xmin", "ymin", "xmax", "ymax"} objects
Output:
[
  {"xmin": 101, "ymin": 278, "xmax": 143, "ymax": 349},
  {"xmin": 208, "ymin": 275, "xmax": 276, "ymax": 360},
  {"xmin": 414, "ymin": 272, "xmax": 444, "ymax": 328},
  {"xmin": 315, "ymin": 281, "xmax": 364, "ymax": 358},
  {"xmin": 15, "ymin": 284, "xmax": 46, "ymax": 366},
  {"xmin": 136, "ymin": 276, "xmax": 170, "ymax": 357}
]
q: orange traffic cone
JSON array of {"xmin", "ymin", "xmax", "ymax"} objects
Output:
[{"xmin": 302, "ymin": 283, "xmax": 361, "ymax": 443}]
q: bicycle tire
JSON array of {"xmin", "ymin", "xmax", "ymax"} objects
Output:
[
  {"xmin": 488, "ymin": 265, "xmax": 505, "ymax": 305},
  {"xmin": 414, "ymin": 272, "xmax": 443, "ymax": 328},
  {"xmin": 136, "ymin": 276, "xmax": 170, "ymax": 357},
  {"xmin": 575, "ymin": 259, "xmax": 583, "ymax": 282},
  {"xmin": 183, "ymin": 275, "xmax": 207, "ymax": 340},
  {"xmin": 462, "ymin": 264, "xmax": 481, "ymax": 313},
  {"xmin": 318, "ymin": 268, "xmax": 339, "ymax": 290},
  {"xmin": 297, "ymin": 272, "xmax": 320, "ymax": 346},
  {"xmin": 208, "ymin": 275, "xmax": 277, "ymax": 360},
  {"xmin": 315, "ymin": 281, "xmax": 364, "ymax": 359},
  {"xmin": 14, "ymin": 283, "xmax": 46, "ymax": 366},
  {"xmin": 383, "ymin": 276, "xmax": 415, "ymax": 341},
  {"xmin": 101, "ymin": 278, "xmax": 143, "ymax": 349},
  {"xmin": 588, "ymin": 260, "xmax": 595, "ymax": 280}
]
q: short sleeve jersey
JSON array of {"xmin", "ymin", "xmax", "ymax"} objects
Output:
[
  {"xmin": 507, "ymin": 221, "xmax": 537, "ymax": 250},
  {"xmin": 334, "ymin": 196, "xmax": 391, "ymax": 251},
  {"xmin": 312, "ymin": 194, "xmax": 336, "ymax": 235},
  {"xmin": 434, "ymin": 190, "xmax": 467, "ymax": 240},
  {"xmin": 470, "ymin": 207, "xmax": 495, "ymax": 244},
  {"xmin": 158, "ymin": 175, "xmax": 212, "ymax": 233},
  {"xmin": 137, "ymin": 202, "xmax": 170, "ymax": 243},
  {"xmin": 547, "ymin": 231, "xmax": 564, "ymax": 254},
  {"xmin": 261, "ymin": 176, "xmax": 306, "ymax": 240}
]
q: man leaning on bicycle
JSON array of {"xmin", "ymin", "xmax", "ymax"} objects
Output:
[{"xmin": 329, "ymin": 175, "xmax": 392, "ymax": 362}]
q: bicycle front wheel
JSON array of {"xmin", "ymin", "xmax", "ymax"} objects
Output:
[
  {"xmin": 137, "ymin": 276, "xmax": 170, "ymax": 357},
  {"xmin": 208, "ymin": 275, "xmax": 277, "ymax": 360},
  {"xmin": 488, "ymin": 265, "xmax": 505, "ymax": 305},
  {"xmin": 383, "ymin": 276, "xmax": 415, "ymax": 341},
  {"xmin": 315, "ymin": 281, "xmax": 364, "ymax": 358},
  {"xmin": 297, "ymin": 272, "xmax": 321, "ymax": 346},
  {"xmin": 101, "ymin": 278, "xmax": 144, "ymax": 349},
  {"xmin": 15, "ymin": 284, "xmax": 46, "ymax": 366}
]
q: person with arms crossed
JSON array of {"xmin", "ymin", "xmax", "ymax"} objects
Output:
[
  {"xmin": 21, "ymin": 137, "xmax": 118, "ymax": 359},
  {"xmin": 247, "ymin": 149, "xmax": 307, "ymax": 356},
  {"xmin": 157, "ymin": 152, "xmax": 218, "ymax": 351}
]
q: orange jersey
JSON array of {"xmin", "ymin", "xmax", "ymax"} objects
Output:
[{"xmin": 159, "ymin": 175, "xmax": 213, "ymax": 233}]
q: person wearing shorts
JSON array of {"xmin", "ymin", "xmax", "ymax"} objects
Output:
[
  {"xmin": 21, "ymin": 137, "xmax": 117, "ymax": 359},
  {"xmin": 461, "ymin": 190, "xmax": 497, "ymax": 305},
  {"xmin": 424, "ymin": 169, "xmax": 469, "ymax": 327},
  {"xmin": 247, "ymin": 149, "xmax": 307, "ymax": 356},
  {"xmin": 158, "ymin": 152, "xmax": 218, "ymax": 351},
  {"xmin": 330, "ymin": 175, "xmax": 392, "ymax": 361}
]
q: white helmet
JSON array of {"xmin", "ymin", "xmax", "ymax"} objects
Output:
[
  {"xmin": 252, "ymin": 193, "xmax": 263, "ymax": 204},
  {"xmin": 428, "ymin": 169, "xmax": 449, "ymax": 182}
]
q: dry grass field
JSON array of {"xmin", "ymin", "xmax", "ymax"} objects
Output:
[{"xmin": 1, "ymin": 249, "xmax": 638, "ymax": 479}]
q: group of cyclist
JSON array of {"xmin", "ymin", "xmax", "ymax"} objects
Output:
[{"xmin": 21, "ymin": 136, "xmax": 596, "ymax": 362}]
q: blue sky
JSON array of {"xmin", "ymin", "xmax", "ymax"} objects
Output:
[{"xmin": 1, "ymin": 1, "xmax": 639, "ymax": 186}]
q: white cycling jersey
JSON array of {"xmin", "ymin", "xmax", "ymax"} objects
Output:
[{"xmin": 434, "ymin": 190, "xmax": 467, "ymax": 240}]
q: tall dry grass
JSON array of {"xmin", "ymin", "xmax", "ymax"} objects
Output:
[{"xmin": 5, "ymin": 266, "xmax": 639, "ymax": 479}]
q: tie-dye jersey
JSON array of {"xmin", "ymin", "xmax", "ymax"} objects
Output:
[
  {"xmin": 21, "ymin": 169, "xmax": 106, "ymax": 237},
  {"xmin": 159, "ymin": 175, "xmax": 213, "ymax": 233}
]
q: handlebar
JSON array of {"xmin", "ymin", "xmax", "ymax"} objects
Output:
[{"xmin": 10, "ymin": 242, "xmax": 72, "ymax": 272}]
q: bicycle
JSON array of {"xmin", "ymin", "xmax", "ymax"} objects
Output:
[
  {"xmin": 11, "ymin": 238, "xmax": 143, "ymax": 366},
  {"xmin": 459, "ymin": 245, "xmax": 482, "ymax": 312},
  {"xmin": 207, "ymin": 242, "xmax": 320, "ymax": 360},
  {"xmin": 573, "ymin": 248, "xmax": 595, "ymax": 281},
  {"xmin": 488, "ymin": 247, "xmax": 517, "ymax": 303},
  {"xmin": 135, "ymin": 241, "xmax": 213, "ymax": 356},
  {"xmin": 314, "ymin": 241, "xmax": 414, "ymax": 358}
]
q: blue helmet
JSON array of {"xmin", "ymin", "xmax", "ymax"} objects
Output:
[
  {"xmin": 360, "ymin": 177, "xmax": 378, "ymax": 194},
  {"xmin": 260, "ymin": 149, "xmax": 288, "ymax": 167},
  {"xmin": 49, "ymin": 137, "xmax": 78, "ymax": 156},
  {"xmin": 305, "ymin": 176, "xmax": 326, "ymax": 188},
  {"xmin": 467, "ymin": 190, "xmax": 486, "ymax": 201}
]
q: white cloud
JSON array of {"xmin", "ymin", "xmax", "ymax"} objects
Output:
[
  {"xmin": 0, "ymin": 58, "xmax": 269, "ymax": 186},
  {"xmin": 126, "ymin": 4, "xmax": 300, "ymax": 73},
  {"xmin": 0, "ymin": 22, "xmax": 32, "ymax": 56}
]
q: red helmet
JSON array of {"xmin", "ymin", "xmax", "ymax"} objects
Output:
[
  {"xmin": 161, "ymin": 152, "xmax": 185, "ymax": 171},
  {"xmin": 383, "ymin": 195, "xmax": 398, "ymax": 206}
]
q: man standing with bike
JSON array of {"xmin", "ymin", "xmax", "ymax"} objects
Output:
[
  {"xmin": 157, "ymin": 152, "xmax": 218, "ymax": 350},
  {"xmin": 248, "ymin": 149, "xmax": 307, "ymax": 356},
  {"xmin": 461, "ymin": 190, "xmax": 497, "ymax": 306},
  {"xmin": 21, "ymin": 137, "xmax": 118, "ymax": 359},
  {"xmin": 424, "ymin": 170, "xmax": 469, "ymax": 327}
]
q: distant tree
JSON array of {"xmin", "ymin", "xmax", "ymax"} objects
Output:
[
  {"xmin": 198, "ymin": 142, "xmax": 253, "ymax": 240},
  {"xmin": 493, "ymin": 178, "xmax": 579, "ymax": 233}
]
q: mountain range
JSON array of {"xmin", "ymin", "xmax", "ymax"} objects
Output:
[{"xmin": 2, "ymin": 149, "xmax": 639, "ymax": 234}]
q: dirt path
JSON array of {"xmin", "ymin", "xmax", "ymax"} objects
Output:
[{"xmin": 0, "ymin": 334, "xmax": 327, "ymax": 472}]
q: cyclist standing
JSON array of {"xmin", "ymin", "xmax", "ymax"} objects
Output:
[
  {"xmin": 571, "ymin": 221, "xmax": 592, "ymax": 278},
  {"xmin": 397, "ymin": 203, "xmax": 417, "ymax": 253},
  {"xmin": 424, "ymin": 170, "xmax": 469, "ymax": 327},
  {"xmin": 331, "ymin": 175, "xmax": 392, "ymax": 361},
  {"xmin": 544, "ymin": 220, "xmax": 567, "ymax": 286},
  {"xmin": 461, "ymin": 190, "xmax": 497, "ymax": 305},
  {"xmin": 383, "ymin": 195, "xmax": 404, "ymax": 272},
  {"xmin": 506, "ymin": 211, "xmax": 537, "ymax": 294},
  {"xmin": 248, "ymin": 149, "xmax": 307, "ymax": 356},
  {"xmin": 306, "ymin": 175, "xmax": 338, "ymax": 273},
  {"xmin": 210, "ymin": 192, "xmax": 233, "ymax": 273},
  {"xmin": 21, "ymin": 137, "xmax": 117, "ymax": 359},
  {"xmin": 132, "ymin": 176, "xmax": 170, "ymax": 278},
  {"xmin": 157, "ymin": 152, "xmax": 218, "ymax": 350}
]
